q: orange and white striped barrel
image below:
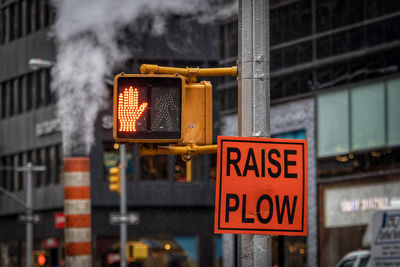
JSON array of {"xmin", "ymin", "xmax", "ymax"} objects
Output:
[{"xmin": 64, "ymin": 158, "xmax": 92, "ymax": 267}]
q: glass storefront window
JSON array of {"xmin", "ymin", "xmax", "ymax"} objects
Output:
[
  {"xmin": 387, "ymin": 78, "xmax": 400, "ymax": 146},
  {"xmin": 351, "ymin": 82, "xmax": 385, "ymax": 151},
  {"xmin": 318, "ymin": 90, "xmax": 350, "ymax": 157},
  {"xmin": 99, "ymin": 236, "xmax": 197, "ymax": 267}
]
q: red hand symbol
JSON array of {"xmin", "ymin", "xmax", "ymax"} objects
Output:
[{"xmin": 118, "ymin": 86, "xmax": 148, "ymax": 132}]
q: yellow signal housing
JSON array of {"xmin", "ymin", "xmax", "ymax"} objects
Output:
[
  {"xmin": 181, "ymin": 81, "xmax": 213, "ymax": 145},
  {"xmin": 109, "ymin": 166, "xmax": 120, "ymax": 193},
  {"xmin": 126, "ymin": 241, "xmax": 149, "ymax": 262}
]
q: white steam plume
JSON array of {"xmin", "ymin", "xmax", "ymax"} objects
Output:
[{"xmin": 50, "ymin": 0, "xmax": 237, "ymax": 157}]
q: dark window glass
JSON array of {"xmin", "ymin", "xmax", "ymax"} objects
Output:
[
  {"xmin": 348, "ymin": 0, "xmax": 364, "ymax": 24},
  {"xmin": 339, "ymin": 259, "xmax": 356, "ymax": 267},
  {"xmin": 34, "ymin": 0, "xmax": 41, "ymax": 31},
  {"xmin": 140, "ymin": 155, "xmax": 168, "ymax": 181},
  {"xmin": 366, "ymin": 21, "xmax": 384, "ymax": 47},
  {"xmin": 26, "ymin": 73, "xmax": 33, "ymax": 111},
  {"xmin": 18, "ymin": 153, "xmax": 23, "ymax": 191},
  {"xmin": 385, "ymin": 16, "xmax": 400, "ymax": 43},
  {"xmin": 55, "ymin": 144, "xmax": 62, "ymax": 184},
  {"xmin": 44, "ymin": 68, "xmax": 52, "ymax": 105},
  {"xmin": 17, "ymin": 78, "xmax": 23, "ymax": 114},
  {"xmin": 35, "ymin": 71, "xmax": 42, "ymax": 108},
  {"xmin": 359, "ymin": 256, "xmax": 370, "ymax": 267},
  {"xmin": 0, "ymin": 8, "xmax": 5, "ymax": 44},
  {"xmin": 26, "ymin": 0, "xmax": 32, "ymax": 34},
  {"xmin": 17, "ymin": 1, "xmax": 22, "ymax": 38},
  {"xmin": 1, "ymin": 82, "xmax": 6, "ymax": 118},
  {"xmin": 43, "ymin": 0, "xmax": 50, "ymax": 27},
  {"xmin": 1, "ymin": 157, "xmax": 6, "ymax": 188},
  {"xmin": 226, "ymin": 20, "xmax": 238, "ymax": 58},
  {"xmin": 45, "ymin": 147, "xmax": 51, "ymax": 185},
  {"xmin": 218, "ymin": 86, "xmax": 237, "ymax": 113},
  {"xmin": 271, "ymin": 50, "xmax": 282, "ymax": 71},
  {"xmin": 35, "ymin": 149, "xmax": 41, "ymax": 187},
  {"xmin": 9, "ymin": 156, "xmax": 14, "ymax": 191},
  {"xmin": 348, "ymin": 27, "xmax": 365, "ymax": 52},
  {"xmin": 9, "ymin": 80, "xmax": 14, "ymax": 116},
  {"xmin": 271, "ymin": 0, "xmax": 311, "ymax": 45},
  {"xmin": 9, "ymin": 4, "xmax": 15, "ymax": 41},
  {"xmin": 281, "ymin": 41, "xmax": 312, "ymax": 68},
  {"xmin": 366, "ymin": 0, "xmax": 384, "ymax": 19}
]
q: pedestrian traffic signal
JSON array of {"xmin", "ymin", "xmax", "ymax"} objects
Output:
[
  {"xmin": 113, "ymin": 74, "xmax": 185, "ymax": 143},
  {"xmin": 33, "ymin": 250, "xmax": 48, "ymax": 267},
  {"xmin": 109, "ymin": 166, "xmax": 120, "ymax": 193}
]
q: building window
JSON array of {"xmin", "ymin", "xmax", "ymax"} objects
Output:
[
  {"xmin": 17, "ymin": 78, "xmax": 23, "ymax": 114},
  {"xmin": 55, "ymin": 144, "xmax": 63, "ymax": 184},
  {"xmin": 26, "ymin": 0, "xmax": 32, "ymax": 34},
  {"xmin": 351, "ymin": 83, "xmax": 385, "ymax": 151},
  {"xmin": 1, "ymin": 157, "xmax": 6, "ymax": 188},
  {"xmin": 35, "ymin": 71, "xmax": 42, "ymax": 108},
  {"xmin": 141, "ymin": 155, "xmax": 168, "ymax": 181},
  {"xmin": 17, "ymin": 153, "xmax": 23, "ymax": 191},
  {"xmin": 44, "ymin": 146, "xmax": 52, "ymax": 185},
  {"xmin": 8, "ymin": 80, "xmax": 14, "ymax": 116},
  {"xmin": 34, "ymin": 0, "xmax": 41, "ymax": 31},
  {"xmin": 8, "ymin": 3, "xmax": 15, "ymax": 41},
  {"xmin": 26, "ymin": 73, "xmax": 33, "ymax": 111},
  {"xmin": 1, "ymin": 82, "xmax": 6, "ymax": 118},
  {"xmin": 317, "ymin": 89, "xmax": 350, "ymax": 157},
  {"xmin": 317, "ymin": 77, "xmax": 400, "ymax": 158},
  {"xmin": 44, "ymin": 68, "xmax": 53, "ymax": 105},
  {"xmin": 387, "ymin": 78, "xmax": 400, "ymax": 146},
  {"xmin": 0, "ymin": 8, "xmax": 5, "ymax": 44}
]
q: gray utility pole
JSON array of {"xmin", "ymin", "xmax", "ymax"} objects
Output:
[
  {"xmin": 120, "ymin": 145, "xmax": 127, "ymax": 267},
  {"xmin": 0, "ymin": 163, "xmax": 45, "ymax": 267},
  {"xmin": 18, "ymin": 163, "xmax": 46, "ymax": 267},
  {"xmin": 238, "ymin": 0, "xmax": 271, "ymax": 266}
]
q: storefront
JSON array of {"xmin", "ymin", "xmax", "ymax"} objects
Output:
[{"xmin": 319, "ymin": 177, "xmax": 400, "ymax": 267}]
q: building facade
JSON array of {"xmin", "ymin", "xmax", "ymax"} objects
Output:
[
  {"xmin": 217, "ymin": 0, "xmax": 400, "ymax": 266},
  {"xmin": 0, "ymin": 1, "xmax": 223, "ymax": 266}
]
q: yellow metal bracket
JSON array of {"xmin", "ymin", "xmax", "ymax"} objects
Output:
[
  {"xmin": 140, "ymin": 64, "xmax": 237, "ymax": 83},
  {"xmin": 139, "ymin": 142, "xmax": 217, "ymax": 157}
]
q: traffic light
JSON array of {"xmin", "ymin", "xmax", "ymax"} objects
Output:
[
  {"xmin": 126, "ymin": 241, "xmax": 149, "ymax": 262},
  {"xmin": 33, "ymin": 250, "xmax": 48, "ymax": 267},
  {"xmin": 113, "ymin": 74, "xmax": 185, "ymax": 143},
  {"xmin": 109, "ymin": 166, "xmax": 120, "ymax": 193}
]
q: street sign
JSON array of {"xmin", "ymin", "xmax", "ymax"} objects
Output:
[
  {"xmin": 18, "ymin": 214, "xmax": 41, "ymax": 224},
  {"xmin": 370, "ymin": 209, "xmax": 400, "ymax": 266},
  {"xmin": 214, "ymin": 136, "xmax": 308, "ymax": 236},
  {"xmin": 54, "ymin": 212, "xmax": 65, "ymax": 229},
  {"xmin": 109, "ymin": 212, "xmax": 140, "ymax": 225}
]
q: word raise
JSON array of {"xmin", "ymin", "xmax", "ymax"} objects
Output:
[{"xmin": 214, "ymin": 136, "xmax": 308, "ymax": 236}]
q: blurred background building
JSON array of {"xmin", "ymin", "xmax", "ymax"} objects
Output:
[
  {"xmin": 218, "ymin": 0, "xmax": 400, "ymax": 266},
  {"xmin": 0, "ymin": 1, "xmax": 221, "ymax": 266},
  {"xmin": 0, "ymin": 0, "xmax": 400, "ymax": 267}
]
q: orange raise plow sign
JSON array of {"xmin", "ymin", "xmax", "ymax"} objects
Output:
[{"xmin": 214, "ymin": 136, "xmax": 308, "ymax": 236}]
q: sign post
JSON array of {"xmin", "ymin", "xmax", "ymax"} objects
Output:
[{"xmin": 237, "ymin": 0, "xmax": 271, "ymax": 265}]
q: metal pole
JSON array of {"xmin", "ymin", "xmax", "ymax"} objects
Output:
[
  {"xmin": 26, "ymin": 162, "xmax": 33, "ymax": 267},
  {"xmin": 120, "ymin": 145, "xmax": 127, "ymax": 267},
  {"xmin": 238, "ymin": 0, "xmax": 271, "ymax": 266}
]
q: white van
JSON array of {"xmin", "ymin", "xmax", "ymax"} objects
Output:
[{"xmin": 334, "ymin": 250, "xmax": 370, "ymax": 267}]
